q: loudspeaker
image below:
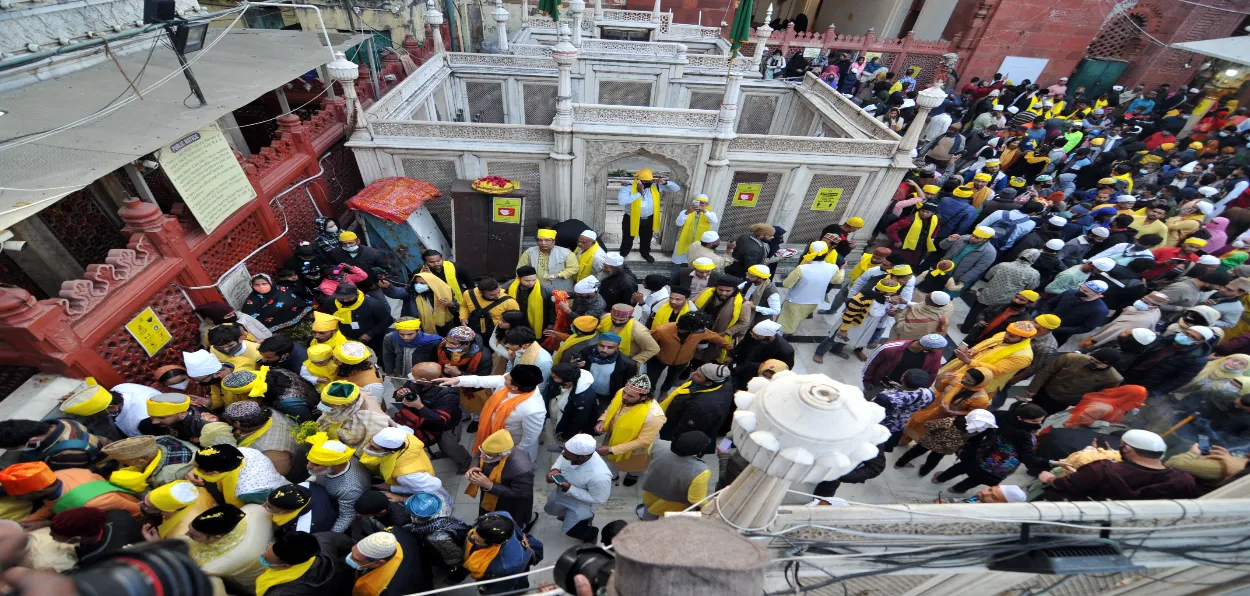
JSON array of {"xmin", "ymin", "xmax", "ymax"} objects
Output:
[{"xmin": 144, "ymin": 0, "xmax": 176, "ymax": 24}]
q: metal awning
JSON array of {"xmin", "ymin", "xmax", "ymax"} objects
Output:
[
  {"xmin": 0, "ymin": 28, "xmax": 367, "ymax": 231},
  {"xmin": 1172, "ymin": 36, "xmax": 1250, "ymax": 67}
]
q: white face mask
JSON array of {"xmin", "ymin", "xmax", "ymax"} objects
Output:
[
  {"xmin": 1132, "ymin": 300, "xmax": 1152, "ymax": 311},
  {"xmin": 362, "ymin": 447, "xmax": 388, "ymax": 457},
  {"xmin": 316, "ymin": 403, "xmax": 335, "ymax": 413},
  {"xmin": 344, "ymin": 554, "xmax": 363, "ymax": 570},
  {"xmin": 168, "ymin": 380, "xmax": 189, "ymax": 390},
  {"xmin": 413, "ymin": 283, "xmax": 430, "ymax": 293}
]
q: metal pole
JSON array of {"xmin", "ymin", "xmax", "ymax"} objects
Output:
[
  {"xmin": 365, "ymin": 36, "xmax": 381, "ymax": 99},
  {"xmin": 166, "ymin": 26, "xmax": 207, "ymax": 107}
]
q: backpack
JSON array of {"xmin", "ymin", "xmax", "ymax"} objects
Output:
[
  {"xmin": 466, "ymin": 290, "xmax": 510, "ymax": 336},
  {"xmin": 989, "ymin": 211, "xmax": 1028, "ymax": 250}
]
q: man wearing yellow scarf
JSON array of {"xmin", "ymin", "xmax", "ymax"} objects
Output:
[
  {"xmin": 692, "ymin": 277, "xmax": 751, "ymax": 363},
  {"xmin": 508, "ymin": 265, "xmax": 555, "ymax": 334},
  {"xmin": 780, "ymin": 241, "xmax": 842, "ymax": 333},
  {"xmin": 617, "ymin": 168, "xmax": 680, "ymax": 262},
  {"xmin": 464, "ymin": 429, "xmax": 534, "ymax": 522},
  {"xmin": 518, "ymin": 228, "xmax": 579, "ymax": 292},
  {"xmin": 188, "ymin": 504, "xmax": 273, "ymax": 590},
  {"xmin": 348, "ymin": 532, "xmax": 408, "ymax": 596},
  {"xmin": 264, "ymin": 483, "xmax": 334, "ymax": 535},
  {"xmin": 938, "ymin": 320, "xmax": 1037, "ymax": 398},
  {"xmin": 380, "ymin": 270, "xmax": 456, "ymax": 335},
  {"xmin": 419, "ymin": 249, "xmax": 468, "ymax": 304},
  {"xmin": 672, "ymin": 194, "xmax": 718, "ymax": 265},
  {"xmin": 358, "ymin": 427, "xmax": 441, "ymax": 497},
  {"xmin": 553, "ymin": 315, "xmax": 600, "ymax": 363},
  {"xmin": 599, "ymin": 303, "xmax": 660, "ymax": 365},
  {"xmin": 101, "ymin": 435, "xmax": 196, "ymax": 491},
  {"xmin": 192, "ymin": 443, "xmax": 287, "ymax": 506},
  {"xmin": 594, "ymin": 374, "xmax": 666, "ymax": 486},
  {"xmin": 887, "ymin": 202, "xmax": 940, "ymax": 266},
  {"xmin": 309, "ymin": 311, "xmax": 348, "ymax": 350},
  {"xmin": 572, "ymin": 230, "xmax": 605, "ymax": 280},
  {"xmin": 256, "ymin": 531, "xmax": 346, "ymax": 596},
  {"xmin": 647, "ymin": 287, "xmax": 695, "ymax": 330},
  {"xmin": 145, "ymin": 480, "xmax": 212, "ymax": 539}
]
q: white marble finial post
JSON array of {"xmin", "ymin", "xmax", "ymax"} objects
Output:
[
  {"xmin": 707, "ymin": 371, "xmax": 890, "ymax": 530},
  {"xmin": 752, "ymin": 4, "xmax": 774, "ymax": 70},
  {"xmin": 900, "ymin": 85, "xmax": 946, "ymax": 150},
  {"xmin": 493, "ymin": 0, "xmax": 510, "ymax": 52},
  {"xmin": 569, "ymin": 0, "xmax": 586, "ymax": 47},
  {"xmin": 425, "ymin": 0, "xmax": 445, "ymax": 54},
  {"xmin": 651, "ymin": 0, "xmax": 662, "ymax": 23}
]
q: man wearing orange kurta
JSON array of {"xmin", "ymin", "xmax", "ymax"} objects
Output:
[
  {"xmin": 0, "ymin": 462, "xmax": 140, "ymax": 527},
  {"xmin": 595, "ymin": 374, "xmax": 666, "ymax": 486}
]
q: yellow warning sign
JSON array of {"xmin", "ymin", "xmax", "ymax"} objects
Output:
[
  {"xmin": 125, "ymin": 307, "xmax": 172, "ymax": 357},
  {"xmin": 811, "ymin": 188, "xmax": 844, "ymax": 212}
]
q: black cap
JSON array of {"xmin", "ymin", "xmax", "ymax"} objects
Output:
[
  {"xmin": 509, "ymin": 364, "xmax": 544, "ymax": 387},
  {"xmin": 333, "ymin": 283, "xmax": 358, "ymax": 300}
]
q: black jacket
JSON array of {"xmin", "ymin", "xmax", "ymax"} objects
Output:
[
  {"xmin": 320, "ymin": 294, "xmax": 394, "ymax": 343},
  {"xmin": 1126, "ymin": 336, "xmax": 1212, "ymax": 396},
  {"xmin": 380, "ymin": 527, "xmax": 434, "ymax": 595},
  {"xmin": 570, "ymin": 344, "xmax": 638, "ymax": 398},
  {"xmin": 542, "ymin": 374, "xmax": 601, "ymax": 439},
  {"xmin": 1004, "ymin": 225, "xmax": 1063, "ymax": 261},
  {"xmin": 265, "ymin": 532, "xmax": 355, "ymax": 596},
  {"xmin": 283, "ymin": 253, "xmax": 329, "ymax": 278},
  {"xmin": 731, "ymin": 336, "xmax": 795, "ymax": 388},
  {"xmin": 394, "ymin": 383, "xmax": 462, "ymax": 444},
  {"xmin": 660, "ymin": 381, "xmax": 735, "ymax": 450},
  {"xmin": 513, "ymin": 284, "xmax": 556, "ymax": 331},
  {"xmin": 726, "ymin": 234, "xmax": 769, "ymax": 277},
  {"xmin": 473, "ymin": 449, "xmax": 534, "ymax": 525},
  {"xmin": 324, "ymin": 245, "xmax": 391, "ymax": 290},
  {"xmin": 599, "ymin": 268, "xmax": 639, "ymax": 310}
]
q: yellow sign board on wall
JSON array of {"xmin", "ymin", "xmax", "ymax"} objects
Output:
[
  {"xmin": 732, "ymin": 183, "xmax": 763, "ymax": 207},
  {"xmin": 125, "ymin": 307, "xmax": 172, "ymax": 357},
  {"xmin": 811, "ymin": 188, "xmax": 844, "ymax": 212},
  {"xmin": 493, "ymin": 197, "xmax": 522, "ymax": 224}
]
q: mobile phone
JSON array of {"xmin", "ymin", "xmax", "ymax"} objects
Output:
[
  {"xmin": 1198, "ymin": 434, "xmax": 1211, "ymax": 456},
  {"xmin": 963, "ymin": 495, "xmax": 980, "ymax": 503},
  {"xmin": 552, "ymin": 473, "xmax": 568, "ymax": 485},
  {"xmin": 717, "ymin": 437, "xmax": 733, "ymax": 453}
]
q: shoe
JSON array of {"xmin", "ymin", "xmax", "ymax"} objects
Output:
[
  {"xmin": 466, "ymin": 420, "xmax": 479, "ymax": 433},
  {"xmin": 636, "ymin": 504, "xmax": 647, "ymax": 519},
  {"xmin": 642, "ymin": 254, "xmax": 655, "ymax": 263},
  {"xmin": 817, "ymin": 308, "xmax": 835, "ymax": 314},
  {"xmin": 866, "ymin": 341, "xmax": 880, "ymax": 350},
  {"xmin": 834, "ymin": 352, "xmax": 850, "ymax": 360},
  {"xmin": 805, "ymin": 498, "xmax": 836, "ymax": 506},
  {"xmin": 812, "ymin": 353, "xmax": 825, "ymax": 364},
  {"xmin": 931, "ymin": 474, "xmax": 946, "ymax": 484},
  {"xmin": 523, "ymin": 512, "xmax": 539, "ymax": 533},
  {"xmin": 894, "ymin": 462, "xmax": 914, "ymax": 469},
  {"xmin": 623, "ymin": 474, "xmax": 638, "ymax": 487},
  {"xmin": 854, "ymin": 349, "xmax": 868, "ymax": 362}
]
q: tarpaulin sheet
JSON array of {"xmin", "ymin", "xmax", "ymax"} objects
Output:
[{"xmin": 347, "ymin": 176, "xmax": 442, "ymax": 223}]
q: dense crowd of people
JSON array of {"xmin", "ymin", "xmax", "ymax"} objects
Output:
[{"xmin": 1, "ymin": 68, "xmax": 1249, "ymax": 596}]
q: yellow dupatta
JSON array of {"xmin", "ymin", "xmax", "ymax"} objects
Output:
[
  {"xmin": 464, "ymin": 456, "xmax": 509, "ymax": 511},
  {"xmin": 236, "ymin": 417, "xmax": 275, "ymax": 448},
  {"xmin": 517, "ymin": 342, "xmax": 544, "ymax": 365},
  {"xmin": 108, "ymin": 449, "xmax": 164, "ymax": 492},
  {"xmin": 800, "ymin": 247, "xmax": 838, "ymax": 264},
  {"xmin": 902, "ymin": 214, "xmax": 938, "ymax": 252},
  {"xmin": 628, "ymin": 181, "xmax": 662, "ymax": 236},
  {"xmin": 157, "ymin": 492, "xmax": 207, "ymax": 538},
  {"xmin": 413, "ymin": 271, "xmax": 455, "ymax": 333},
  {"xmin": 649, "ymin": 300, "xmax": 691, "ymax": 330},
  {"xmin": 575, "ymin": 242, "xmax": 600, "ymax": 280},
  {"xmin": 600, "ymin": 390, "xmax": 652, "ymax": 462},
  {"xmin": 271, "ymin": 501, "xmax": 309, "ymax": 527},
  {"xmin": 256, "ymin": 556, "xmax": 317, "ymax": 596},
  {"xmin": 196, "ymin": 467, "xmax": 243, "ymax": 506},
  {"xmin": 660, "ymin": 380, "xmax": 720, "ymax": 411},
  {"xmin": 598, "ymin": 316, "xmax": 635, "ymax": 357},
  {"xmin": 358, "ymin": 435, "xmax": 434, "ymax": 485},
  {"xmin": 352, "ymin": 545, "xmax": 404, "ymax": 596},
  {"xmin": 674, "ymin": 210, "xmax": 711, "ymax": 257},
  {"xmin": 310, "ymin": 331, "xmax": 347, "ymax": 351},
  {"xmin": 334, "ymin": 291, "xmax": 366, "ymax": 324},
  {"xmin": 464, "ymin": 540, "xmax": 502, "ymax": 579},
  {"xmin": 553, "ymin": 332, "xmax": 596, "ymax": 363},
  {"xmin": 694, "ymin": 288, "xmax": 743, "ymax": 330},
  {"xmin": 977, "ymin": 335, "xmax": 1033, "ymax": 365},
  {"xmin": 508, "ymin": 278, "xmax": 545, "ymax": 331}
]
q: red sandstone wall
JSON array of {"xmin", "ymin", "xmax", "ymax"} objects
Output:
[{"xmin": 951, "ymin": 0, "xmax": 1111, "ymax": 87}]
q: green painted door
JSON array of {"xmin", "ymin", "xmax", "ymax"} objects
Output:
[{"xmin": 1069, "ymin": 58, "xmax": 1130, "ymax": 99}]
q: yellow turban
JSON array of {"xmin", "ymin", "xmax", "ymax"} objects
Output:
[
  {"xmin": 305, "ymin": 432, "xmax": 355, "ymax": 466},
  {"xmin": 888, "ymin": 264, "xmax": 913, "ymax": 276},
  {"xmin": 1098, "ymin": 177, "xmax": 1117, "ymax": 185},
  {"xmin": 984, "ymin": 159, "xmax": 1001, "ymax": 167},
  {"xmin": 922, "ymin": 184, "xmax": 941, "ymax": 194},
  {"xmin": 480, "ymin": 429, "xmax": 514, "ymax": 454},
  {"xmin": 1091, "ymin": 137, "xmax": 1105, "ymax": 146},
  {"xmin": 846, "ymin": 217, "xmax": 865, "ymax": 227},
  {"xmin": 973, "ymin": 173, "xmax": 992, "ymax": 182},
  {"xmin": 333, "ymin": 341, "xmax": 371, "ymax": 365},
  {"xmin": 307, "ymin": 344, "xmax": 333, "ymax": 362},
  {"xmin": 635, "ymin": 168, "xmax": 654, "ymax": 181},
  {"xmin": 747, "ymin": 264, "xmax": 771, "ymax": 278},
  {"xmin": 807, "ymin": 241, "xmax": 829, "ymax": 256},
  {"xmin": 875, "ymin": 279, "xmax": 902, "ymax": 293},
  {"xmin": 572, "ymin": 315, "xmax": 599, "ymax": 333},
  {"xmin": 1184, "ymin": 237, "xmax": 1208, "ymax": 247},
  {"xmin": 1006, "ymin": 320, "xmax": 1038, "ymax": 338},
  {"xmin": 1034, "ymin": 314, "xmax": 1062, "ymax": 330},
  {"xmin": 222, "ymin": 366, "xmax": 269, "ymax": 398},
  {"xmin": 1161, "ymin": 143, "xmax": 1176, "ymax": 151},
  {"xmin": 952, "ymin": 187, "xmax": 974, "ymax": 198},
  {"xmin": 61, "ymin": 382, "xmax": 111, "ymax": 416},
  {"xmin": 1166, "ymin": 109, "xmax": 1181, "ymax": 117},
  {"xmin": 1009, "ymin": 177, "xmax": 1027, "ymax": 188},
  {"xmin": 1189, "ymin": 141, "xmax": 1204, "ymax": 150},
  {"xmin": 536, "ymin": 229, "xmax": 557, "ymax": 240},
  {"xmin": 149, "ymin": 481, "xmax": 200, "ymax": 512},
  {"xmin": 147, "ymin": 393, "xmax": 190, "ymax": 417},
  {"xmin": 1018, "ymin": 290, "xmax": 1040, "ymax": 302},
  {"xmin": 394, "ymin": 318, "xmax": 423, "ymax": 331},
  {"xmin": 972, "ymin": 226, "xmax": 996, "ymax": 239},
  {"xmin": 312, "ymin": 311, "xmax": 341, "ymax": 332},
  {"xmin": 692, "ymin": 259, "xmax": 716, "ymax": 272},
  {"xmin": 320, "ymin": 381, "xmax": 361, "ymax": 406},
  {"xmin": 339, "ymin": 230, "xmax": 358, "ymax": 242}
]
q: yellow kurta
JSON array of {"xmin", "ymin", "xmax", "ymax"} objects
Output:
[
  {"xmin": 937, "ymin": 333, "xmax": 1033, "ymax": 397},
  {"xmin": 599, "ymin": 400, "xmax": 666, "ymax": 473},
  {"xmin": 1162, "ymin": 216, "xmax": 1203, "ymax": 248},
  {"xmin": 211, "ymin": 341, "xmax": 263, "ymax": 373}
]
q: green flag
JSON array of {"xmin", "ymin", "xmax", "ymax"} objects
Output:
[
  {"xmin": 538, "ymin": 0, "xmax": 559, "ymax": 22},
  {"xmin": 726, "ymin": 0, "xmax": 754, "ymax": 55}
]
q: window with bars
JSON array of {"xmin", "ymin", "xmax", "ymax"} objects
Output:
[
  {"xmin": 523, "ymin": 83, "xmax": 558, "ymax": 125},
  {"xmin": 598, "ymin": 80, "xmax": 652, "ymax": 106},
  {"xmin": 737, "ymin": 94, "xmax": 778, "ymax": 134},
  {"xmin": 400, "ymin": 158, "xmax": 459, "ymax": 241},
  {"xmin": 465, "ymin": 81, "xmax": 506, "ymax": 123},
  {"xmin": 788, "ymin": 173, "xmax": 865, "ymax": 245},
  {"xmin": 688, "ymin": 91, "xmax": 723, "ymax": 111}
]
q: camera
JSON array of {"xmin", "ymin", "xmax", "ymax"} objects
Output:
[
  {"xmin": 69, "ymin": 540, "xmax": 212, "ymax": 596},
  {"xmin": 554, "ymin": 545, "xmax": 614, "ymax": 596}
]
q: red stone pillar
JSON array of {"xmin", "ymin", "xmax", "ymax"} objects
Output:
[{"xmin": 119, "ymin": 198, "xmax": 222, "ymax": 305}]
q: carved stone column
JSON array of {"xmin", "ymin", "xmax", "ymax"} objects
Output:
[
  {"xmin": 569, "ymin": 0, "xmax": 585, "ymax": 47},
  {"xmin": 706, "ymin": 371, "xmax": 889, "ymax": 529},
  {"xmin": 751, "ymin": 4, "xmax": 773, "ymax": 68},
  {"xmin": 550, "ymin": 23, "xmax": 578, "ymax": 222},
  {"xmin": 899, "ymin": 85, "xmax": 945, "ymax": 152},
  {"xmin": 493, "ymin": 0, "xmax": 510, "ymax": 52},
  {"xmin": 651, "ymin": 0, "xmax": 661, "ymax": 23},
  {"xmin": 426, "ymin": 0, "xmax": 446, "ymax": 54},
  {"xmin": 593, "ymin": 0, "xmax": 603, "ymax": 23},
  {"xmin": 326, "ymin": 51, "xmax": 363, "ymax": 130},
  {"xmin": 702, "ymin": 72, "xmax": 741, "ymax": 218}
]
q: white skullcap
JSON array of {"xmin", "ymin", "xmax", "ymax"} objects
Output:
[
  {"xmin": 1112, "ymin": 85, "xmax": 1124, "ymax": 91},
  {"xmin": 1189, "ymin": 325, "xmax": 1215, "ymax": 341},
  {"xmin": 1044, "ymin": 238, "xmax": 1065, "ymax": 250},
  {"xmin": 928, "ymin": 291, "xmax": 951, "ymax": 306},
  {"xmin": 693, "ymin": 193, "xmax": 710, "ymax": 203},
  {"xmin": 975, "ymin": 226, "xmax": 996, "ymax": 238},
  {"xmin": 1131, "ymin": 328, "xmax": 1157, "ymax": 345},
  {"xmin": 1085, "ymin": 280, "xmax": 1109, "ymax": 293},
  {"xmin": 701, "ymin": 231, "xmax": 720, "ymax": 243},
  {"xmin": 965, "ymin": 409, "xmax": 998, "ymax": 433},
  {"xmin": 693, "ymin": 257, "xmax": 715, "ymax": 269},
  {"xmin": 1121, "ymin": 429, "xmax": 1167, "ymax": 452},
  {"xmin": 1043, "ymin": 101, "xmax": 1054, "ymax": 107},
  {"xmin": 183, "ymin": 350, "xmax": 222, "ymax": 377},
  {"xmin": 574, "ymin": 277, "xmax": 599, "ymax": 293},
  {"xmin": 372, "ymin": 427, "xmax": 412, "ymax": 449},
  {"xmin": 1116, "ymin": 196, "xmax": 1137, "ymax": 203},
  {"xmin": 809, "ymin": 240, "xmax": 829, "ymax": 254},
  {"xmin": 752, "ymin": 320, "xmax": 782, "ymax": 337},
  {"xmin": 1090, "ymin": 227, "xmax": 1110, "ymax": 238},
  {"xmin": 1090, "ymin": 258, "xmax": 1116, "ymax": 272},
  {"xmin": 919, "ymin": 333, "xmax": 948, "ymax": 348},
  {"xmin": 1059, "ymin": 77, "xmax": 1068, "ymax": 81},
  {"xmin": 603, "ymin": 252, "xmax": 625, "ymax": 267},
  {"xmin": 167, "ymin": 481, "xmax": 200, "ymax": 506},
  {"xmin": 1048, "ymin": 216, "xmax": 1068, "ymax": 227},
  {"xmin": 1195, "ymin": 200, "xmax": 1215, "ymax": 216},
  {"xmin": 357, "ymin": 532, "xmax": 398, "ymax": 559},
  {"xmin": 1181, "ymin": 162, "xmax": 1197, "ymax": 173},
  {"xmin": 1198, "ymin": 186, "xmax": 1219, "ymax": 197},
  {"xmin": 1007, "ymin": 106, "xmax": 1020, "ymax": 114},
  {"xmin": 1000, "ymin": 485, "xmax": 1028, "ymax": 503},
  {"xmin": 1198, "ymin": 254, "xmax": 1222, "ymax": 265},
  {"xmin": 565, "ymin": 433, "xmax": 597, "ymax": 456},
  {"xmin": 1188, "ymin": 88, "xmax": 1200, "ymax": 93},
  {"xmin": 993, "ymin": 104, "xmax": 1004, "ymax": 111},
  {"xmin": 580, "ymin": 230, "xmax": 598, "ymax": 240}
]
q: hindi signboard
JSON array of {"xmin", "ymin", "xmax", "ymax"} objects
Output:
[{"xmin": 158, "ymin": 124, "xmax": 257, "ymax": 234}]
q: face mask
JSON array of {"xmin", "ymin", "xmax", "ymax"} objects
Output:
[
  {"xmin": 1132, "ymin": 300, "xmax": 1151, "ymax": 311},
  {"xmin": 413, "ymin": 283, "xmax": 430, "ymax": 293},
  {"xmin": 316, "ymin": 403, "xmax": 335, "ymax": 413},
  {"xmin": 168, "ymin": 380, "xmax": 189, "ymax": 390},
  {"xmin": 1222, "ymin": 362, "xmax": 1245, "ymax": 373},
  {"xmin": 362, "ymin": 447, "xmax": 388, "ymax": 457},
  {"xmin": 1175, "ymin": 334, "xmax": 1196, "ymax": 346},
  {"xmin": 345, "ymin": 554, "xmax": 362, "ymax": 570},
  {"xmin": 446, "ymin": 346, "xmax": 465, "ymax": 353},
  {"xmin": 258, "ymin": 555, "xmax": 273, "ymax": 569},
  {"xmin": 344, "ymin": 245, "xmax": 360, "ymax": 253},
  {"xmin": 1140, "ymin": 169, "xmax": 1150, "ymax": 174}
]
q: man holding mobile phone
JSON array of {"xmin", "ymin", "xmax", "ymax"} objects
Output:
[{"xmin": 543, "ymin": 434, "xmax": 613, "ymax": 543}]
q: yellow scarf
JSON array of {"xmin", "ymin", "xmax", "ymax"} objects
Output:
[
  {"xmin": 849, "ymin": 254, "xmax": 875, "ymax": 281},
  {"xmin": 508, "ymin": 279, "xmax": 545, "ymax": 332},
  {"xmin": 977, "ymin": 336, "xmax": 1032, "ymax": 365},
  {"xmin": 660, "ymin": 381, "xmax": 720, "ymax": 411},
  {"xmin": 601, "ymin": 391, "xmax": 652, "ymax": 462},
  {"xmin": 650, "ymin": 300, "xmax": 692, "ymax": 330},
  {"xmin": 108, "ymin": 449, "xmax": 164, "ymax": 492},
  {"xmin": 464, "ymin": 540, "xmax": 501, "ymax": 579},
  {"xmin": 628, "ymin": 181, "xmax": 661, "ymax": 237},
  {"xmin": 271, "ymin": 501, "xmax": 309, "ymax": 527},
  {"xmin": 518, "ymin": 342, "xmax": 543, "ymax": 365},
  {"xmin": 800, "ymin": 247, "xmax": 837, "ymax": 265},
  {"xmin": 413, "ymin": 271, "xmax": 455, "ymax": 333},
  {"xmin": 599, "ymin": 316, "xmax": 635, "ymax": 357},
  {"xmin": 574, "ymin": 242, "xmax": 600, "ymax": 280},
  {"xmin": 334, "ymin": 292, "xmax": 365, "ymax": 324},
  {"xmin": 311, "ymin": 331, "xmax": 347, "ymax": 351},
  {"xmin": 431, "ymin": 262, "xmax": 463, "ymax": 304},
  {"xmin": 358, "ymin": 435, "xmax": 434, "ymax": 485},
  {"xmin": 352, "ymin": 545, "xmax": 404, "ymax": 596},
  {"xmin": 158, "ymin": 503, "xmax": 195, "ymax": 538},
  {"xmin": 303, "ymin": 359, "xmax": 338, "ymax": 390},
  {"xmin": 256, "ymin": 556, "xmax": 317, "ymax": 596},
  {"xmin": 236, "ymin": 417, "xmax": 275, "ymax": 448},
  {"xmin": 694, "ymin": 288, "xmax": 743, "ymax": 330},
  {"xmin": 197, "ymin": 466, "xmax": 243, "ymax": 507},
  {"xmin": 902, "ymin": 214, "xmax": 938, "ymax": 252},
  {"xmin": 554, "ymin": 332, "xmax": 596, "ymax": 363},
  {"xmin": 1113, "ymin": 172, "xmax": 1134, "ymax": 194},
  {"xmin": 674, "ymin": 210, "xmax": 712, "ymax": 257},
  {"xmin": 464, "ymin": 455, "xmax": 509, "ymax": 511}
]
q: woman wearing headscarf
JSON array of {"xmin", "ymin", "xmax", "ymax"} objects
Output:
[
  {"xmin": 880, "ymin": 107, "xmax": 905, "ymax": 132},
  {"xmin": 1061, "ymin": 385, "xmax": 1148, "ymax": 429},
  {"xmin": 901, "ymin": 367, "xmax": 994, "ymax": 447},
  {"xmin": 195, "ymin": 302, "xmax": 272, "ymax": 345},
  {"xmin": 313, "ymin": 217, "xmax": 342, "ymax": 256},
  {"xmin": 242, "ymin": 273, "xmax": 313, "ymax": 334},
  {"xmin": 933, "ymin": 403, "xmax": 1048, "ymax": 493},
  {"xmin": 894, "ymin": 408, "xmax": 997, "ymax": 478},
  {"xmin": 1174, "ymin": 354, "xmax": 1250, "ymax": 397},
  {"xmin": 1205, "ymin": 217, "xmax": 1231, "ymax": 253},
  {"xmin": 819, "ymin": 64, "xmax": 838, "ymax": 88}
]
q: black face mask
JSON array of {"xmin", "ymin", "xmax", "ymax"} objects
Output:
[{"xmin": 1016, "ymin": 421, "xmax": 1042, "ymax": 431}]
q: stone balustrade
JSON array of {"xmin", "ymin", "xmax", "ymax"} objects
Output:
[{"xmin": 572, "ymin": 103, "xmax": 719, "ymax": 129}]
